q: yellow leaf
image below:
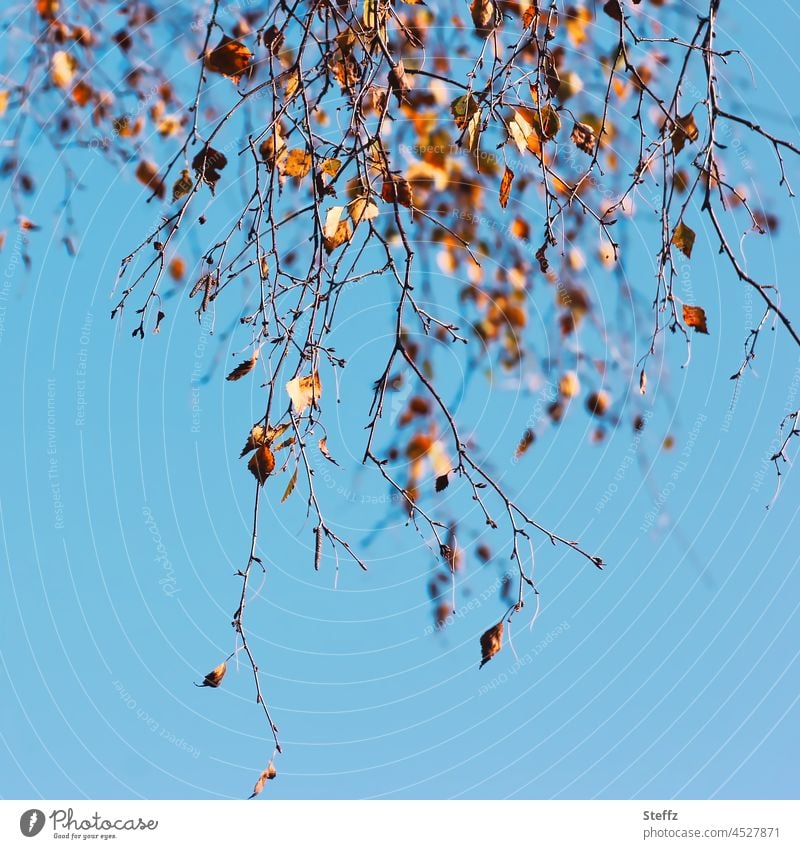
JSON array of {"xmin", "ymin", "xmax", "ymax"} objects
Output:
[
  {"xmin": 0, "ymin": 90, "xmax": 8, "ymax": 117},
  {"xmin": 286, "ymin": 372, "xmax": 322, "ymax": 414},
  {"xmin": 324, "ymin": 206, "xmax": 345, "ymax": 240},
  {"xmin": 321, "ymin": 158, "xmax": 341, "ymax": 177},
  {"xmin": 323, "ymin": 219, "xmax": 352, "ymax": 253},
  {"xmin": 672, "ymin": 221, "xmax": 696, "ymax": 258}
]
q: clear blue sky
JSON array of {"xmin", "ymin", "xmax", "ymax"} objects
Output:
[{"xmin": 1, "ymin": 1, "xmax": 799, "ymax": 800}]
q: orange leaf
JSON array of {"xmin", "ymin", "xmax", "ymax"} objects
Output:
[
  {"xmin": 479, "ymin": 620, "xmax": 504, "ymax": 668},
  {"xmin": 197, "ymin": 661, "xmax": 227, "ymax": 688},
  {"xmin": 284, "ymin": 148, "xmax": 312, "ymax": 178},
  {"xmin": 249, "ymin": 761, "xmax": 278, "ymax": 798},
  {"xmin": 672, "ymin": 221, "xmax": 695, "ymax": 258},
  {"xmin": 248, "ymin": 445, "xmax": 276, "ymax": 485},
  {"xmin": 499, "ymin": 166, "xmax": 514, "ymax": 209},
  {"xmin": 682, "ymin": 304, "xmax": 709, "ymax": 334},
  {"xmin": 205, "ymin": 35, "xmax": 252, "ymax": 84},
  {"xmin": 135, "ymin": 161, "xmax": 165, "ymax": 199}
]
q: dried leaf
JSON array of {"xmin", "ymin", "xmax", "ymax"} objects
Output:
[
  {"xmin": 205, "ymin": 35, "xmax": 252, "ymax": 84},
  {"xmin": 470, "ymin": 0, "xmax": 496, "ymax": 32},
  {"xmin": 240, "ymin": 422, "xmax": 290, "ymax": 457},
  {"xmin": 672, "ymin": 221, "xmax": 695, "ymax": 258},
  {"xmin": 286, "ymin": 372, "xmax": 322, "ymax": 414},
  {"xmin": 435, "ymin": 473, "xmax": 449, "ymax": 492},
  {"xmin": 571, "ymin": 121, "xmax": 596, "ymax": 154},
  {"xmin": 281, "ymin": 467, "xmax": 299, "ymax": 503},
  {"xmin": 192, "ymin": 145, "xmax": 228, "ymax": 192},
  {"xmin": 499, "ymin": 166, "xmax": 514, "ymax": 209},
  {"xmin": 388, "ymin": 60, "xmax": 410, "ymax": 104},
  {"xmin": 197, "ymin": 661, "xmax": 227, "ymax": 688},
  {"xmin": 324, "ymin": 206, "xmax": 346, "ymax": 240},
  {"xmin": 323, "ymin": 219, "xmax": 352, "ymax": 253},
  {"xmin": 479, "ymin": 620, "xmax": 504, "ymax": 668},
  {"xmin": 672, "ymin": 113, "xmax": 699, "ymax": 154},
  {"xmin": 172, "ymin": 169, "xmax": 193, "ymax": 202},
  {"xmin": 248, "ymin": 445, "xmax": 275, "ymax": 485},
  {"xmin": 319, "ymin": 437, "xmax": 340, "ymax": 466},
  {"xmin": 586, "ymin": 390, "xmax": 610, "ymax": 417},
  {"xmin": 381, "ymin": 177, "xmax": 413, "ymax": 208},
  {"xmin": 515, "ymin": 428, "xmax": 535, "ymax": 459},
  {"xmin": 639, "ymin": 368, "xmax": 647, "ymax": 396},
  {"xmin": 350, "ymin": 197, "xmax": 379, "ymax": 226},
  {"xmin": 284, "ymin": 148, "xmax": 312, "ymax": 178},
  {"xmin": 320, "ymin": 158, "xmax": 341, "ymax": 177},
  {"xmin": 682, "ymin": 304, "xmax": 709, "ymax": 334},
  {"xmin": 226, "ymin": 351, "xmax": 259, "ymax": 382},
  {"xmin": 249, "ymin": 761, "xmax": 278, "ymax": 798}
]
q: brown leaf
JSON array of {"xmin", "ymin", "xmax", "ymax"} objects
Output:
[
  {"xmin": 323, "ymin": 219, "xmax": 352, "ymax": 254},
  {"xmin": 571, "ymin": 121, "xmax": 596, "ymax": 154},
  {"xmin": 479, "ymin": 620, "xmax": 504, "ymax": 668},
  {"xmin": 226, "ymin": 351, "xmax": 259, "ymax": 381},
  {"xmin": 470, "ymin": 0, "xmax": 496, "ymax": 32},
  {"xmin": 249, "ymin": 761, "xmax": 278, "ymax": 798},
  {"xmin": 639, "ymin": 368, "xmax": 647, "ymax": 396},
  {"xmin": 286, "ymin": 372, "xmax": 322, "ymax": 414},
  {"xmin": 388, "ymin": 60, "xmax": 410, "ymax": 105},
  {"xmin": 682, "ymin": 304, "xmax": 709, "ymax": 334},
  {"xmin": 381, "ymin": 177, "xmax": 413, "ymax": 208},
  {"xmin": 603, "ymin": 0, "xmax": 623, "ymax": 21},
  {"xmin": 672, "ymin": 221, "xmax": 696, "ymax": 258},
  {"xmin": 281, "ymin": 467, "xmax": 299, "ymax": 503},
  {"xmin": 499, "ymin": 166, "xmax": 514, "ymax": 209},
  {"xmin": 172, "ymin": 169, "xmax": 193, "ymax": 202},
  {"xmin": 197, "ymin": 661, "xmax": 227, "ymax": 688},
  {"xmin": 205, "ymin": 35, "xmax": 252, "ymax": 84},
  {"xmin": 192, "ymin": 145, "xmax": 228, "ymax": 192},
  {"xmin": 515, "ymin": 428, "xmax": 535, "ymax": 459},
  {"xmin": 135, "ymin": 161, "xmax": 165, "ymax": 199},
  {"xmin": 248, "ymin": 445, "xmax": 275, "ymax": 485},
  {"xmin": 435, "ymin": 473, "xmax": 449, "ymax": 492},
  {"xmin": 240, "ymin": 423, "xmax": 290, "ymax": 457},
  {"xmin": 672, "ymin": 113, "xmax": 699, "ymax": 154}
]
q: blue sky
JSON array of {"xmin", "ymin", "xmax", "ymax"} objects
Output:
[{"xmin": 1, "ymin": 1, "xmax": 799, "ymax": 800}]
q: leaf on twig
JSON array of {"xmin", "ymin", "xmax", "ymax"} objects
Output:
[
  {"xmin": 281, "ymin": 467, "xmax": 298, "ymax": 503},
  {"xmin": 225, "ymin": 351, "xmax": 259, "ymax": 382},
  {"xmin": 672, "ymin": 221, "xmax": 695, "ymax": 258},
  {"xmin": 671, "ymin": 113, "xmax": 699, "ymax": 154},
  {"xmin": 435, "ymin": 473, "xmax": 449, "ymax": 492},
  {"xmin": 240, "ymin": 423, "xmax": 290, "ymax": 457},
  {"xmin": 249, "ymin": 761, "xmax": 277, "ymax": 798},
  {"xmin": 192, "ymin": 145, "xmax": 228, "ymax": 192},
  {"xmin": 248, "ymin": 445, "xmax": 275, "ymax": 485},
  {"xmin": 381, "ymin": 177, "xmax": 413, "ymax": 208},
  {"xmin": 319, "ymin": 437, "xmax": 340, "ymax": 466},
  {"xmin": 682, "ymin": 304, "xmax": 709, "ymax": 334},
  {"xmin": 196, "ymin": 661, "xmax": 227, "ymax": 688},
  {"xmin": 284, "ymin": 148, "xmax": 312, "ymax": 178},
  {"xmin": 479, "ymin": 620, "xmax": 504, "ymax": 668},
  {"xmin": 286, "ymin": 372, "xmax": 322, "ymax": 414},
  {"xmin": 171, "ymin": 169, "xmax": 193, "ymax": 202},
  {"xmin": 205, "ymin": 35, "xmax": 252, "ymax": 84}
]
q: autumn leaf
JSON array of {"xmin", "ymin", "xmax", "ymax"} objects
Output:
[
  {"xmin": 248, "ymin": 445, "xmax": 276, "ymax": 485},
  {"xmin": 586, "ymin": 390, "xmax": 610, "ymax": 417},
  {"xmin": 533, "ymin": 103, "xmax": 561, "ymax": 141},
  {"xmin": 135, "ymin": 161, "xmax": 165, "ymax": 199},
  {"xmin": 320, "ymin": 158, "xmax": 341, "ymax": 177},
  {"xmin": 672, "ymin": 113, "xmax": 699, "ymax": 154},
  {"xmin": 284, "ymin": 148, "xmax": 312, "ymax": 178},
  {"xmin": 479, "ymin": 620, "xmax": 504, "ymax": 668},
  {"xmin": 388, "ymin": 60, "xmax": 410, "ymax": 104},
  {"xmin": 381, "ymin": 177, "xmax": 413, "ymax": 208},
  {"xmin": 51, "ymin": 51, "xmax": 77, "ymax": 89},
  {"xmin": 499, "ymin": 166, "xmax": 514, "ymax": 209},
  {"xmin": 172, "ymin": 169, "xmax": 193, "ymax": 202},
  {"xmin": 192, "ymin": 145, "xmax": 228, "ymax": 192},
  {"xmin": 286, "ymin": 372, "xmax": 322, "ymax": 414},
  {"xmin": 168, "ymin": 256, "xmax": 185, "ymax": 281},
  {"xmin": 559, "ymin": 371, "xmax": 580, "ymax": 398},
  {"xmin": 196, "ymin": 661, "xmax": 227, "ymax": 688},
  {"xmin": 470, "ymin": 0, "xmax": 496, "ymax": 33},
  {"xmin": 571, "ymin": 121, "xmax": 596, "ymax": 154},
  {"xmin": 682, "ymin": 304, "xmax": 709, "ymax": 334},
  {"xmin": 349, "ymin": 197, "xmax": 379, "ymax": 226},
  {"xmin": 240, "ymin": 422, "xmax": 290, "ymax": 457},
  {"xmin": 435, "ymin": 473, "xmax": 449, "ymax": 492},
  {"xmin": 225, "ymin": 351, "xmax": 259, "ymax": 382},
  {"xmin": 249, "ymin": 761, "xmax": 277, "ymax": 798},
  {"xmin": 639, "ymin": 368, "xmax": 647, "ymax": 396},
  {"xmin": 508, "ymin": 109, "xmax": 535, "ymax": 154},
  {"xmin": 205, "ymin": 35, "xmax": 252, "ymax": 84},
  {"xmin": 324, "ymin": 206, "xmax": 345, "ymax": 241},
  {"xmin": 515, "ymin": 428, "xmax": 535, "ymax": 459},
  {"xmin": 259, "ymin": 126, "xmax": 288, "ymax": 172},
  {"xmin": 319, "ymin": 437, "xmax": 340, "ymax": 466},
  {"xmin": 672, "ymin": 221, "xmax": 696, "ymax": 258},
  {"xmin": 323, "ymin": 219, "xmax": 352, "ymax": 254},
  {"xmin": 281, "ymin": 467, "xmax": 298, "ymax": 503}
]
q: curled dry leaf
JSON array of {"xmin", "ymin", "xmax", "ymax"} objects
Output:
[
  {"xmin": 286, "ymin": 372, "xmax": 322, "ymax": 414},
  {"xmin": 323, "ymin": 219, "xmax": 352, "ymax": 254},
  {"xmin": 248, "ymin": 445, "xmax": 276, "ymax": 485},
  {"xmin": 197, "ymin": 661, "xmax": 227, "ymax": 688},
  {"xmin": 470, "ymin": 0, "xmax": 496, "ymax": 32},
  {"xmin": 205, "ymin": 35, "xmax": 252, "ymax": 84},
  {"xmin": 639, "ymin": 368, "xmax": 647, "ymax": 396},
  {"xmin": 571, "ymin": 121, "xmax": 596, "ymax": 154},
  {"xmin": 682, "ymin": 304, "xmax": 709, "ymax": 334},
  {"xmin": 319, "ymin": 437, "xmax": 340, "ymax": 466},
  {"xmin": 225, "ymin": 351, "xmax": 259, "ymax": 381},
  {"xmin": 192, "ymin": 145, "xmax": 228, "ymax": 192},
  {"xmin": 479, "ymin": 620, "xmax": 504, "ymax": 668},
  {"xmin": 240, "ymin": 422, "xmax": 290, "ymax": 457},
  {"xmin": 249, "ymin": 761, "xmax": 278, "ymax": 798},
  {"xmin": 515, "ymin": 428, "xmax": 535, "ymax": 459}
]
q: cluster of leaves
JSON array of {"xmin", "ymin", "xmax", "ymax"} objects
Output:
[{"xmin": 4, "ymin": 0, "xmax": 800, "ymax": 794}]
